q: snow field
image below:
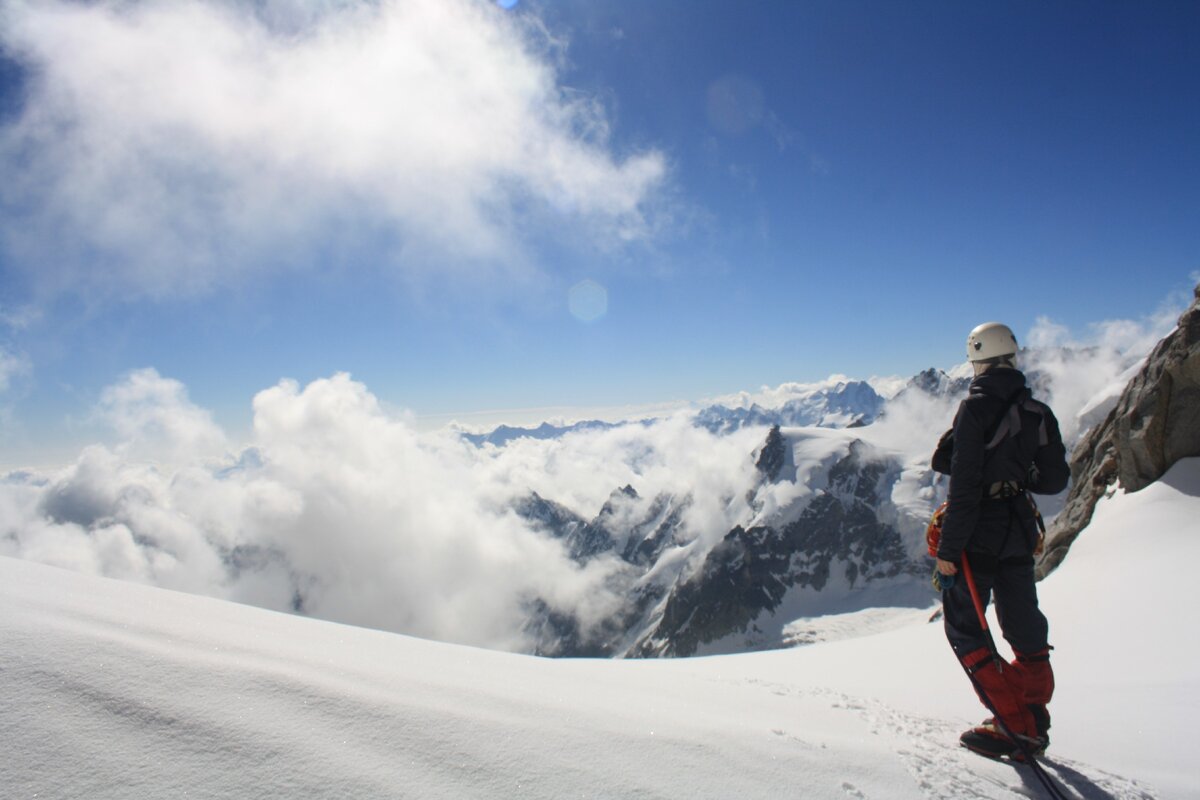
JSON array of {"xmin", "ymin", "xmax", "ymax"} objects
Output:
[{"xmin": 3, "ymin": 458, "xmax": 1197, "ymax": 799}]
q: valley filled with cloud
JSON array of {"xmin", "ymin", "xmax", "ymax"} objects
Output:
[{"xmin": 0, "ymin": 306, "xmax": 1179, "ymax": 652}]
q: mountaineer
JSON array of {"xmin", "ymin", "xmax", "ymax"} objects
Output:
[{"xmin": 931, "ymin": 322, "xmax": 1070, "ymax": 760}]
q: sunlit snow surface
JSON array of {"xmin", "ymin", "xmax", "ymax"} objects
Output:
[{"xmin": 3, "ymin": 460, "xmax": 1196, "ymax": 799}]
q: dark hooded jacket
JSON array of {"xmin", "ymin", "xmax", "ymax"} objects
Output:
[{"xmin": 932, "ymin": 367, "xmax": 1069, "ymax": 563}]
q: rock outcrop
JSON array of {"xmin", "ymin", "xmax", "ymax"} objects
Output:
[
  {"xmin": 1041, "ymin": 283, "xmax": 1200, "ymax": 576},
  {"xmin": 630, "ymin": 439, "xmax": 919, "ymax": 657}
]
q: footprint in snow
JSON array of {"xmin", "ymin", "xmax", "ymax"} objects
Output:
[
  {"xmin": 840, "ymin": 780, "xmax": 866, "ymax": 799},
  {"xmin": 820, "ymin": 689, "xmax": 1162, "ymax": 800}
]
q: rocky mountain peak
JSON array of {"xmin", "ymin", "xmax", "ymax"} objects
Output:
[
  {"xmin": 1041, "ymin": 283, "xmax": 1200, "ymax": 575},
  {"xmin": 755, "ymin": 425, "xmax": 787, "ymax": 481}
]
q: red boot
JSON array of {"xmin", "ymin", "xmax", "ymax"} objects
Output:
[
  {"xmin": 960, "ymin": 647, "xmax": 1037, "ymax": 739},
  {"xmin": 960, "ymin": 720, "xmax": 1046, "ymax": 761},
  {"xmin": 1015, "ymin": 647, "xmax": 1054, "ymax": 746}
]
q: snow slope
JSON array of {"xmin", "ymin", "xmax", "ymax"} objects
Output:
[{"xmin": 3, "ymin": 460, "xmax": 1197, "ymax": 799}]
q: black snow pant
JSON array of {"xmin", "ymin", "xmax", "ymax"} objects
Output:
[
  {"xmin": 943, "ymin": 552, "xmax": 1048, "ymax": 659},
  {"xmin": 943, "ymin": 550, "xmax": 1055, "ymax": 739}
]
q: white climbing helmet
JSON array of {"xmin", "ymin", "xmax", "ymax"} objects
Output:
[{"xmin": 966, "ymin": 322, "xmax": 1018, "ymax": 362}]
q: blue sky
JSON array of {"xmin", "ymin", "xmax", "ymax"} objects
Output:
[{"xmin": 0, "ymin": 0, "xmax": 1197, "ymax": 464}]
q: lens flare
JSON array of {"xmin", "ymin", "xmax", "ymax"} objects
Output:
[{"xmin": 568, "ymin": 280, "xmax": 608, "ymax": 323}]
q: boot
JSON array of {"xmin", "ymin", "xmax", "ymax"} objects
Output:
[
  {"xmin": 1027, "ymin": 704, "xmax": 1051, "ymax": 750},
  {"xmin": 960, "ymin": 720, "xmax": 1046, "ymax": 762},
  {"xmin": 1015, "ymin": 647, "xmax": 1054, "ymax": 748},
  {"xmin": 960, "ymin": 647, "xmax": 1038, "ymax": 739}
]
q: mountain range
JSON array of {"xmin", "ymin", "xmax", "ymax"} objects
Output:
[
  {"xmin": 495, "ymin": 367, "xmax": 968, "ymax": 657},
  {"xmin": 1, "ymin": 294, "xmax": 1192, "ymax": 665},
  {"xmin": 502, "ymin": 290, "xmax": 1200, "ymax": 658},
  {"xmin": 5, "ymin": 288, "xmax": 1198, "ymax": 799}
]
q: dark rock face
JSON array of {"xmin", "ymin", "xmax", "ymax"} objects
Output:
[
  {"xmin": 633, "ymin": 523, "xmax": 793, "ymax": 658},
  {"xmin": 515, "ymin": 485, "xmax": 691, "ymax": 570},
  {"xmin": 630, "ymin": 441, "xmax": 918, "ymax": 657},
  {"xmin": 513, "ymin": 432, "xmax": 924, "ymax": 658},
  {"xmin": 513, "ymin": 492, "xmax": 595, "ymax": 562},
  {"xmin": 902, "ymin": 368, "xmax": 971, "ymax": 400},
  {"xmin": 755, "ymin": 425, "xmax": 787, "ymax": 481},
  {"xmin": 515, "ymin": 485, "xmax": 692, "ymax": 656},
  {"xmin": 1041, "ymin": 283, "xmax": 1200, "ymax": 576},
  {"xmin": 621, "ymin": 492, "xmax": 692, "ymax": 567},
  {"xmin": 517, "ymin": 358, "xmax": 1082, "ymax": 658},
  {"xmin": 522, "ymin": 597, "xmax": 638, "ymax": 658}
]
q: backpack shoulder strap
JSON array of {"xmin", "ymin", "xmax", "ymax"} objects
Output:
[
  {"xmin": 984, "ymin": 388, "xmax": 1050, "ymax": 450},
  {"xmin": 983, "ymin": 387, "xmax": 1031, "ymax": 450}
]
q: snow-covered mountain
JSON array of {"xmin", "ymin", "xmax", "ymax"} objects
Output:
[
  {"xmin": 453, "ymin": 376, "xmax": 888, "ymax": 448},
  {"xmin": 694, "ymin": 379, "xmax": 887, "ymax": 433},
  {"xmin": 631, "ymin": 435, "xmax": 930, "ymax": 657},
  {"xmin": 4, "ymin": 292, "xmax": 1198, "ymax": 796},
  {"xmin": 0, "ymin": 295, "xmax": 1188, "ymax": 664},
  {"xmin": 511, "ymin": 421, "xmax": 942, "ymax": 658},
  {"xmin": 460, "ymin": 378, "xmax": 892, "ymax": 447},
  {"xmin": 461, "ymin": 419, "xmax": 625, "ymax": 447},
  {"xmin": 506, "ymin": 291, "xmax": 1200, "ymax": 660},
  {"xmin": 884, "ymin": 366, "xmax": 972, "ymax": 407},
  {"xmin": 462, "ymin": 373, "xmax": 952, "ymax": 660}
]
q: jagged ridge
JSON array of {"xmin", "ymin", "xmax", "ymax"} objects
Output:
[{"xmin": 1041, "ymin": 283, "xmax": 1200, "ymax": 575}]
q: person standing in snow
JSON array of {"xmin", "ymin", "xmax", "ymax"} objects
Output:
[{"xmin": 931, "ymin": 322, "xmax": 1070, "ymax": 760}]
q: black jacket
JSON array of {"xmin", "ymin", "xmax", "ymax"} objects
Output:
[{"xmin": 932, "ymin": 368, "xmax": 1069, "ymax": 563}]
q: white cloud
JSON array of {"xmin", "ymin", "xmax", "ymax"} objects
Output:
[
  {"xmin": 0, "ymin": 0, "xmax": 667, "ymax": 300},
  {"xmin": 863, "ymin": 302, "xmax": 1186, "ymax": 457},
  {"xmin": 3, "ymin": 371, "xmax": 668, "ymax": 650},
  {"xmin": 0, "ymin": 367, "xmax": 770, "ymax": 650},
  {"xmin": 865, "ymin": 375, "xmax": 909, "ymax": 400},
  {"xmin": 1022, "ymin": 306, "xmax": 1181, "ymax": 442},
  {"xmin": 865, "ymin": 388, "xmax": 959, "ymax": 462},
  {"xmin": 706, "ymin": 374, "xmax": 865, "ymax": 411},
  {"xmin": 97, "ymin": 368, "xmax": 227, "ymax": 463},
  {"xmin": 478, "ymin": 413, "xmax": 765, "ymax": 551}
]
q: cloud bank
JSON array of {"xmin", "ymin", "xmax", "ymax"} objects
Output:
[
  {"xmin": 1023, "ymin": 303, "xmax": 1182, "ymax": 442},
  {"xmin": 0, "ymin": 304, "xmax": 1184, "ymax": 651},
  {"xmin": 1, "ymin": 368, "xmax": 761, "ymax": 651},
  {"xmin": 0, "ymin": 0, "xmax": 667, "ymax": 299}
]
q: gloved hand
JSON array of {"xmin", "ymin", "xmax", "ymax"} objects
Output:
[{"xmin": 931, "ymin": 566, "xmax": 955, "ymax": 592}]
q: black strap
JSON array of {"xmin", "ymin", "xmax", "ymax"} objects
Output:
[{"xmin": 982, "ymin": 387, "xmax": 1028, "ymax": 451}]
